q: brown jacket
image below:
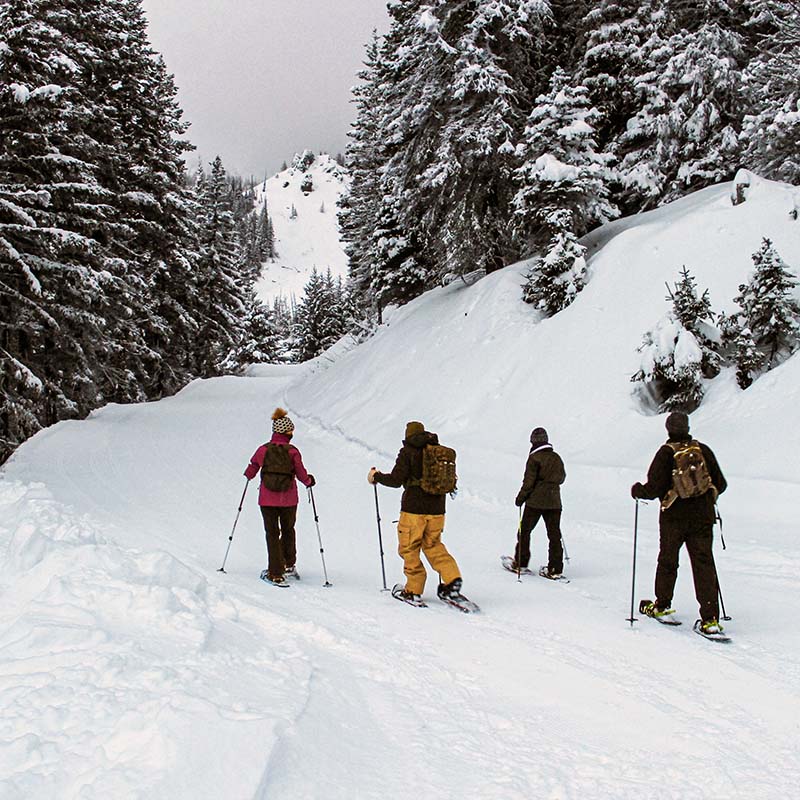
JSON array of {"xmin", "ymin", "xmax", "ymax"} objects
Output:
[
  {"xmin": 516, "ymin": 444, "xmax": 566, "ymax": 510},
  {"xmin": 373, "ymin": 431, "xmax": 447, "ymax": 515}
]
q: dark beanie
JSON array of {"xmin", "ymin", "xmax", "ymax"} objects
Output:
[
  {"xmin": 530, "ymin": 427, "xmax": 549, "ymax": 446},
  {"xmin": 405, "ymin": 420, "xmax": 425, "ymax": 439},
  {"xmin": 665, "ymin": 411, "xmax": 690, "ymax": 437}
]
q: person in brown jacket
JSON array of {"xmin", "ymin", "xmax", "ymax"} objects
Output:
[
  {"xmin": 368, "ymin": 421, "xmax": 464, "ymax": 604},
  {"xmin": 511, "ymin": 427, "xmax": 567, "ymax": 578},
  {"xmin": 631, "ymin": 411, "xmax": 727, "ymax": 633}
]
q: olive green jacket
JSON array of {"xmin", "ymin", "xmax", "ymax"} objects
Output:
[{"xmin": 515, "ymin": 444, "xmax": 566, "ymax": 510}]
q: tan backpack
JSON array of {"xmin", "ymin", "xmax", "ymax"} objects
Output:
[
  {"xmin": 416, "ymin": 444, "xmax": 458, "ymax": 495},
  {"xmin": 661, "ymin": 440, "xmax": 715, "ymax": 509}
]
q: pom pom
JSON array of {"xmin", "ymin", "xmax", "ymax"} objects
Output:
[{"xmin": 271, "ymin": 407, "xmax": 288, "ymax": 421}]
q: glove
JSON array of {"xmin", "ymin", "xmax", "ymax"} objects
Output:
[
  {"xmin": 631, "ymin": 482, "xmax": 645, "ymax": 499},
  {"xmin": 368, "ymin": 467, "xmax": 377, "ymax": 485},
  {"xmin": 515, "ymin": 493, "xmax": 526, "ymax": 507},
  {"xmin": 307, "ymin": 474, "xmax": 316, "ymax": 487}
]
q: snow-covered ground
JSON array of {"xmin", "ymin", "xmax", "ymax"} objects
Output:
[
  {"xmin": 253, "ymin": 153, "xmax": 349, "ymax": 304},
  {"xmin": 2, "ymin": 175, "xmax": 800, "ymax": 799}
]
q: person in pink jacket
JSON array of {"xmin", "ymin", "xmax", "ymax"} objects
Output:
[{"xmin": 244, "ymin": 408, "xmax": 315, "ymax": 586}]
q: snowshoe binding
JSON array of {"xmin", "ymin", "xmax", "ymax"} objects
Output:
[
  {"xmin": 392, "ymin": 583, "xmax": 427, "ymax": 608},
  {"xmin": 501, "ymin": 555, "xmax": 533, "ymax": 576},
  {"xmin": 284, "ymin": 565, "xmax": 300, "ymax": 581},
  {"xmin": 693, "ymin": 618, "xmax": 731, "ymax": 643},
  {"xmin": 640, "ymin": 599, "xmax": 681, "ymax": 625},
  {"xmin": 260, "ymin": 569, "xmax": 289, "ymax": 588},
  {"xmin": 437, "ymin": 578, "xmax": 480, "ymax": 614},
  {"xmin": 539, "ymin": 566, "xmax": 570, "ymax": 584}
]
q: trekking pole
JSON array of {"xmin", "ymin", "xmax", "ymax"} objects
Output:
[
  {"xmin": 218, "ymin": 479, "xmax": 249, "ymax": 573},
  {"xmin": 307, "ymin": 486, "xmax": 332, "ymax": 587},
  {"xmin": 562, "ymin": 535, "xmax": 570, "ymax": 563},
  {"xmin": 373, "ymin": 483, "xmax": 388, "ymax": 591},
  {"xmin": 713, "ymin": 557, "xmax": 731, "ymax": 621},
  {"xmin": 715, "ymin": 505, "xmax": 727, "ymax": 550},
  {"xmin": 627, "ymin": 499, "xmax": 640, "ymax": 626},
  {"xmin": 516, "ymin": 507, "xmax": 523, "ymax": 583}
]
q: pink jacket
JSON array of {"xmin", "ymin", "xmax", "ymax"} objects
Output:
[{"xmin": 244, "ymin": 432, "xmax": 312, "ymax": 507}]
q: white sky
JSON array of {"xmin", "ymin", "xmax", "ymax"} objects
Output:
[{"xmin": 141, "ymin": 0, "xmax": 389, "ymax": 178}]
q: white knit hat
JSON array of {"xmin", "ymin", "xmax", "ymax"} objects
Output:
[{"xmin": 272, "ymin": 407, "xmax": 295, "ymax": 434}]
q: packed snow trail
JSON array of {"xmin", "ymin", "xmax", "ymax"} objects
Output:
[{"xmin": 2, "ymin": 368, "xmax": 799, "ymax": 800}]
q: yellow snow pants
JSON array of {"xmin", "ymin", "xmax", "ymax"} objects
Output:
[{"xmin": 397, "ymin": 511, "xmax": 461, "ymax": 595}]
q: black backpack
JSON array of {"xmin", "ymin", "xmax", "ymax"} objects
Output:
[{"xmin": 260, "ymin": 443, "xmax": 295, "ymax": 492}]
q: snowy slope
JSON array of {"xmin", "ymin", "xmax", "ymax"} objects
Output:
[
  {"xmin": 253, "ymin": 153, "xmax": 348, "ymax": 303},
  {"xmin": 2, "ymin": 175, "xmax": 800, "ymax": 799}
]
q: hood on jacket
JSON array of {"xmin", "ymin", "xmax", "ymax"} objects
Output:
[{"xmin": 404, "ymin": 431, "xmax": 438, "ymax": 449}]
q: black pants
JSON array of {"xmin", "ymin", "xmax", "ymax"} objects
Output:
[
  {"xmin": 515, "ymin": 507, "xmax": 563, "ymax": 573},
  {"xmin": 656, "ymin": 518, "xmax": 719, "ymax": 622},
  {"xmin": 260, "ymin": 505, "xmax": 298, "ymax": 578}
]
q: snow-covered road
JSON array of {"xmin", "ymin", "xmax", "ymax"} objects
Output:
[{"xmin": 2, "ymin": 368, "xmax": 798, "ymax": 799}]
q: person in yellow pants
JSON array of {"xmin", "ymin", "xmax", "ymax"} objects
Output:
[{"xmin": 368, "ymin": 420, "xmax": 462, "ymax": 602}]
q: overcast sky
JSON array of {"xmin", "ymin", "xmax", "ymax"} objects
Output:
[{"xmin": 141, "ymin": 0, "xmax": 389, "ymax": 178}]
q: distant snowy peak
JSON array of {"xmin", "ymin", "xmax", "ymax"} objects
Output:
[{"xmin": 254, "ymin": 152, "xmax": 350, "ymax": 304}]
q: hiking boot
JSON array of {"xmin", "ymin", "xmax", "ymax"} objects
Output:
[
  {"xmin": 437, "ymin": 578, "xmax": 463, "ymax": 600},
  {"xmin": 284, "ymin": 565, "xmax": 299, "ymax": 579},
  {"xmin": 392, "ymin": 584, "xmax": 423, "ymax": 603},
  {"xmin": 699, "ymin": 618, "xmax": 723, "ymax": 635},
  {"xmin": 641, "ymin": 601, "xmax": 675, "ymax": 619},
  {"xmin": 539, "ymin": 566, "xmax": 563, "ymax": 579}
]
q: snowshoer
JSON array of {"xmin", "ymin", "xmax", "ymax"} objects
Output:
[
  {"xmin": 368, "ymin": 420, "xmax": 467, "ymax": 607},
  {"xmin": 631, "ymin": 411, "xmax": 727, "ymax": 634},
  {"xmin": 244, "ymin": 408, "xmax": 315, "ymax": 586},
  {"xmin": 509, "ymin": 427, "xmax": 567, "ymax": 578}
]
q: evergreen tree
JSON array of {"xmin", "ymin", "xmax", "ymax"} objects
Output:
[
  {"xmin": 521, "ymin": 211, "xmax": 588, "ymax": 316},
  {"xmin": 617, "ymin": 2, "xmax": 756, "ymax": 206},
  {"xmin": 0, "ymin": 0, "xmax": 201, "ymax": 462},
  {"xmin": 733, "ymin": 238, "xmax": 800, "ymax": 369},
  {"xmin": 222, "ymin": 287, "xmax": 281, "ymax": 372},
  {"xmin": 194, "ymin": 156, "xmax": 247, "ymax": 375},
  {"xmin": 742, "ymin": 0, "xmax": 800, "ymax": 183},
  {"xmin": 513, "ymin": 66, "xmax": 618, "ymax": 251},
  {"xmin": 631, "ymin": 268, "xmax": 720, "ymax": 412}
]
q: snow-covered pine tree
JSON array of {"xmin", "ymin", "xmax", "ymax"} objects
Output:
[
  {"xmin": 295, "ymin": 268, "xmax": 346, "ymax": 362},
  {"xmin": 577, "ymin": 0, "xmax": 651, "ymax": 153},
  {"xmin": 617, "ymin": 1, "xmax": 757, "ymax": 207},
  {"xmin": 377, "ymin": 1, "xmax": 554, "ymax": 282},
  {"xmin": 513, "ymin": 66, "xmax": 618, "ymax": 250},
  {"xmin": 521, "ymin": 210, "xmax": 588, "ymax": 315},
  {"xmin": 1, "ymin": 0, "xmax": 202, "ymax": 461},
  {"xmin": 340, "ymin": 32, "xmax": 384, "ymax": 317},
  {"xmin": 733, "ymin": 237, "xmax": 800, "ymax": 371},
  {"xmin": 222, "ymin": 287, "xmax": 282, "ymax": 372},
  {"xmin": 741, "ymin": 0, "xmax": 800, "ymax": 183},
  {"xmin": 193, "ymin": 156, "xmax": 247, "ymax": 376},
  {"xmin": 718, "ymin": 312, "xmax": 764, "ymax": 389},
  {"xmin": 632, "ymin": 267, "xmax": 720, "ymax": 412}
]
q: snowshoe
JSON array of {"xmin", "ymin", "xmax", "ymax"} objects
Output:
[
  {"xmin": 693, "ymin": 619, "xmax": 731, "ymax": 643},
  {"xmin": 391, "ymin": 583, "xmax": 427, "ymax": 608},
  {"xmin": 538, "ymin": 566, "xmax": 570, "ymax": 584},
  {"xmin": 437, "ymin": 579, "xmax": 480, "ymax": 614},
  {"xmin": 639, "ymin": 599, "xmax": 681, "ymax": 625},
  {"xmin": 260, "ymin": 569, "xmax": 289, "ymax": 588},
  {"xmin": 501, "ymin": 555, "xmax": 533, "ymax": 576},
  {"xmin": 284, "ymin": 565, "xmax": 300, "ymax": 580}
]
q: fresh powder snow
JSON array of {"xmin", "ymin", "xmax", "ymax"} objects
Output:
[
  {"xmin": 253, "ymin": 153, "xmax": 349, "ymax": 304},
  {"xmin": 1, "ymin": 175, "xmax": 799, "ymax": 799}
]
